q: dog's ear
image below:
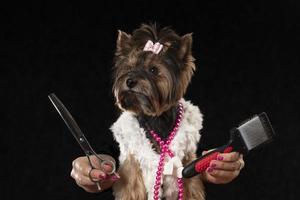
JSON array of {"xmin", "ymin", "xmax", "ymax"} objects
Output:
[
  {"xmin": 178, "ymin": 33, "xmax": 193, "ymax": 61},
  {"xmin": 116, "ymin": 30, "xmax": 132, "ymax": 56}
]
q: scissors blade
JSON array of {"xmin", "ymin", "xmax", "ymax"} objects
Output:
[{"xmin": 48, "ymin": 93, "xmax": 97, "ymax": 156}]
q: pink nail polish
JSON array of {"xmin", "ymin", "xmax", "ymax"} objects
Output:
[
  {"xmin": 210, "ymin": 163, "xmax": 216, "ymax": 168},
  {"xmin": 207, "ymin": 167, "xmax": 214, "ymax": 173},
  {"xmin": 111, "ymin": 175, "xmax": 120, "ymax": 181},
  {"xmin": 99, "ymin": 174, "xmax": 107, "ymax": 180},
  {"xmin": 217, "ymin": 156, "xmax": 224, "ymax": 161}
]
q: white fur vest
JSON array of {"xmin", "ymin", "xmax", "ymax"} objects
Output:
[{"xmin": 110, "ymin": 99, "xmax": 203, "ymax": 199}]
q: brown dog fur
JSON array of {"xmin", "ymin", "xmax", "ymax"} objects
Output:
[
  {"xmin": 113, "ymin": 154, "xmax": 147, "ymax": 200},
  {"xmin": 113, "ymin": 153, "xmax": 205, "ymax": 200}
]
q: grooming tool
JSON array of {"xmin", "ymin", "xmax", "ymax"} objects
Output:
[
  {"xmin": 48, "ymin": 93, "xmax": 118, "ymax": 189},
  {"xmin": 182, "ymin": 112, "xmax": 275, "ymax": 178}
]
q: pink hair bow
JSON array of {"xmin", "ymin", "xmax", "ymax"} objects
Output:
[{"xmin": 143, "ymin": 40, "xmax": 163, "ymax": 54}]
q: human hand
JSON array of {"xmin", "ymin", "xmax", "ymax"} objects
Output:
[
  {"xmin": 201, "ymin": 150, "xmax": 245, "ymax": 184},
  {"xmin": 70, "ymin": 154, "xmax": 120, "ymax": 193}
]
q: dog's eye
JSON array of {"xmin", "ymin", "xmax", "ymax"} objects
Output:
[{"xmin": 149, "ymin": 66, "xmax": 159, "ymax": 75}]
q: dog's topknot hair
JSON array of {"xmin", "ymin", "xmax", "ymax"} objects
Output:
[{"xmin": 130, "ymin": 23, "xmax": 181, "ymax": 51}]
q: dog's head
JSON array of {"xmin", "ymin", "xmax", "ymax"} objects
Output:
[{"xmin": 113, "ymin": 24, "xmax": 196, "ymax": 116}]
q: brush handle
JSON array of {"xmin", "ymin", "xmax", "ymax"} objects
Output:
[{"xmin": 182, "ymin": 145, "xmax": 233, "ymax": 178}]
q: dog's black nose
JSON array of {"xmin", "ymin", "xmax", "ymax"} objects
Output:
[{"xmin": 126, "ymin": 78, "xmax": 137, "ymax": 88}]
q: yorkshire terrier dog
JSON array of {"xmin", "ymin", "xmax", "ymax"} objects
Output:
[
  {"xmin": 110, "ymin": 23, "xmax": 205, "ymax": 200},
  {"xmin": 71, "ymin": 23, "xmax": 244, "ymax": 200}
]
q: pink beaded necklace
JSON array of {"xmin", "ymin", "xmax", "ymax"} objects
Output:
[{"xmin": 149, "ymin": 102, "xmax": 184, "ymax": 200}]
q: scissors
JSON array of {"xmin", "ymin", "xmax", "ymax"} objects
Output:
[{"xmin": 48, "ymin": 93, "xmax": 118, "ymax": 190}]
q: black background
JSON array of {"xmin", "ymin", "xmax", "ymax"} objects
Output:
[{"xmin": 3, "ymin": 1, "xmax": 300, "ymax": 200}]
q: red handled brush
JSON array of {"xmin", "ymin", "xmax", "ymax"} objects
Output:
[{"xmin": 182, "ymin": 112, "xmax": 275, "ymax": 178}]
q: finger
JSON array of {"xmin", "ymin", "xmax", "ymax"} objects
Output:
[
  {"xmin": 237, "ymin": 154, "xmax": 245, "ymax": 170},
  {"xmin": 101, "ymin": 162, "xmax": 114, "ymax": 174},
  {"xmin": 202, "ymin": 171, "xmax": 225, "ymax": 184},
  {"xmin": 209, "ymin": 160, "xmax": 240, "ymax": 171},
  {"xmin": 90, "ymin": 155, "xmax": 116, "ymax": 174},
  {"xmin": 207, "ymin": 168, "xmax": 239, "ymax": 180},
  {"xmin": 70, "ymin": 169, "xmax": 76, "ymax": 179},
  {"xmin": 75, "ymin": 173, "xmax": 98, "ymax": 186},
  {"xmin": 107, "ymin": 173, "xmax": 121, "ymax": 181},
  {"xmin": 72, "ymin": 158, "xmax": 106, "ymax": 179},
  {"xmin": 72, "ymin": 169, "xmax": 120, "ymax": 188},
  {"xmin": 217, "ymin": 152, "xmax": 240, "ymax": 162},
  {"xmin": 72, "ymin": 156, "xmax": 94, "ymax": 175},
  {"xmin": 73, "ymin": 160, "xmax": 115, "ymax": 181},
  {"xmin": 84, "ymin": 174, "xmax": 121, "ymax": 192},
  {"xmin": 71, "ymin": 168, "xmax": 102, "ymax": 186},
  {"xmin": 90, "ymin": 164, "xmax": 120, "ymax": 181},
  {"xmin": 89, "ymin": 168, "xmax": 108, "ymax": 181}
]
